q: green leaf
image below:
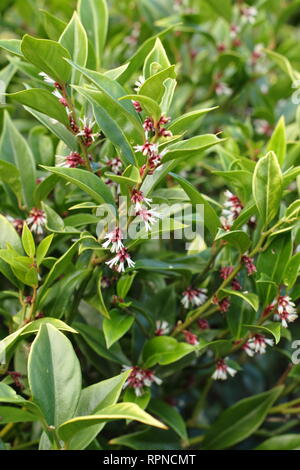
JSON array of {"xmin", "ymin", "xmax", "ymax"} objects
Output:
[
  {"xmin": 0, "ymin": 160, "xmax": 23, "ymax": 207},
  {"xmin": 168, "ymin": 107, "xmax": 218, "ymax": 135},
  {"xmin": 36, "ymin": 234, "xmax": 54, "ymax": 266},
  {"xmin": 8, "ymin": 89, "xmax": 69, "ymax": 126},
  {"xmin": 23, "ymin": 106, "xmax": 77, "ymax": 150},
  {"xmin": 265, "ymin": 49, "xmax": 300, "ymax": 82},
  {"xmin": 0, "ymin": 318, "xmax": 77, "ymax": 367},
  {"xmin": 109, "ymin": 428, "xmax": 179, "ymax": 450},
  {"xmin": 123, "ymin": 388, "xmax": 151, "ymax": 410},
  {"xmin": 0, "ymin": 39, "xmax": 22, "ymax": 56},
  {"xmin": 119, "ymin": 94, "xmax": 161, "ymax": 121},
  {"xmin": 59, "ymin": 12, "xmax": 88, "ymax": 85},
  {"xmin": 65, "ymin": 61, "xmax": 139, "ymax": 120},
  {"xmin": 139, "ymin": 65, "xmax": 176, "ymax": 102},
  {"xmin": 266, "ymin": 116, "xmax": 286, "ymax": 166},
  {"xmin": 78, "ymin": 0, "xmax": 108, "ymax": 70},
  {"xmin": 96, "ymin": 272, "xmax": 110, "ymax": 319},
  {"xmin": 21, "ymin": 35, "xmax": 71, "ymax": 83},
  {"xmin": 203, "ymin": 0, "xmax": 232, "ymax": 22},
  {"xmin": 0, "ymin": 111, "xmax": 36, "ymax": 208},
  {"xmin": 28, "ymin": 324, "xmax": 82, "ymax": 426},
  {"xmin": 143, "ymin": 38, "xmax": 171, "ymax": 78},
  {"xmin": 148, "ymin": 399, "xmax": 187, "ymax": 440},
  {"xmin": 40, "ymin": 9, "xmax": 67, "ymax": 41},
  {"xmin": 256, "ymin": 434, "xmax": 300, "ymax": 450},
  {"xmin": 41, "ymin": 166, "xmax": 115, "ymax": 206},
  {"xmin": 243, "ymin": 323, "xmax": 281, "ymax": 344},
  {"xmin": 220, "ymin": 289, "xmax": 259, "ymax": 311},
  {"xmin": 21, "ymin": 223, "xmax": 35, "ymax": 257},
  {"xmin": 0, "ymin": 406, "xmax": 38, "ymax": 424},
  {"xmin": 283, "ymin": 252, "xmax": 300, "ymax": 289},
  {"xmin": 142, "ymin": 336, "xmax": 196, "ymax": 368},
  {"xmin": 215, "ymin": 229, "xmax": 251, "ymax": 253},
  {"xmin": 0, "ymin": 215, "xmax": 22, "ymax": 252},
  {"xmin": 252, "ymin": 151, "xmax": 282, "ymax": 226},
  {"xmin": 118, "ymin": 26, "xmax": 175, "ymax": 85},
  {"xmin": 202, "ymin": 386, "xmax": 283, "ymax": 450},
  {"xmin": 257, "ymin": 233, "xmax": 292, "ymax": 284},
  {"xmin": 163, "ymin": 135, "xmax": 224, "ymax": 162},
  {"xmin": 73, "ymin": 322, "xmax": 130, "ymax": 365},
  {"xmin": 170, "ymin": 173, "xmax": 220, "ymax": 237},
  {"xmin": 103, "ymin": 309, "xmax": 134, "ymax": 348},
  {"xmin": 74, "ymin": 85, "xmax": 142, "ymax": 165},
  {"xmin": 68, "ymin": 370, "xmax": 131, "ymax": 450},
  {"xmin": 117, "ymin": 272, "xmax": 136, "ymax": 299},
  {"xmin": 58, "ymin": 402, "xmax": 167, "ymax": 445},
  {"xmin": 37, "ymin": 237, "xmax": 91, "ymax": 303}
]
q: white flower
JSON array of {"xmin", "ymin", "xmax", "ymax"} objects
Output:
[
  {"xmin": 134, "ymin": 75, "xmax": 145, "ymax": 93},
  {"xmin": 39, "ymin": 72, "xmax": 56, "ymax": 85},
  {"xmin": 246, "ymin": 334, "xmax": 274, "ymax": 355},
  {"xmin": 26, "ymin": 208, "xmax": 46, "ymax": 235},
  {"xmin": 215, "ymin": 82, "xmax": 232, "ymax": 96},
  {"xmin": 136, "ymin": 207, "xmax": 161, "ymax": 231},
  {"xmin": 274, "ymin": 295, "xmax": 298, "ymax": 328},
  {"xmin": 106, "ymin": 247, "xmax": 135, "ymax": 272},
  {"xmin": 122, "ymin": 366, "xmax": 162, "ymax": 396},
  {"xmin": 181, "ymin": 287, "xmax": 208, "ymax": 309},
  {"xmin": 241, "ymin": 6, "xmax": 257, "ymax": 24},
  {"xmin": 102, "ymin": 227, "xmax": 124, "ymax": 253},
  {"xmin": 212, "ymin": 359, "xmax": 237, "ymax": 381},
  {"xmin": 221, "ymin": 190, "xmax": 243, "ymax": 229},
  {"xmin": 131, "ymin": 188, "xmax": 152, "ymax": 212},
  {"xmin": 155, "ymin": 320, "xmax": 170, "ymax": 336},
  {"xmin": 243, "ymin": 341, "xmax": 255, "ymax": 357},
  {"xmin": 133, "ymin": 141, "xmax": 158, "ymax": 156}
]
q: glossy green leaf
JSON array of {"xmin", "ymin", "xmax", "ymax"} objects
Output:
[
  {"xmin": 0, "ymin": 406, "xmax": 38, "ymax": 424},
  {"xmin": 68, "ymin": 370, "xmax": 131, "ymax": 450},
  {"xmin": 163, "ymin": 135, "xmax": 224, "ymax": 162},
  {"xmin": 170, "ymin": 173, "xmax": 220, "ymax": 237},
  {"xmin": 36, "ymin": 234, "xmax": 54, "ymax": 266},
  {"xmin": 0, "ymin": 111, "xmax": 36, "ymax": 208},
  {"xmin": 215, "ymin": 229, "xmax": 251, "ymax": 253},
  {"xmin": 220, "ymin": 289, "xmax": 259, "ymax": 311},
  {"xmin": 266, "ymin": 116, "xmax": 286, "ymax": 166},
  {"xmin": 8, "ymin": 89, "xmax": 69, "ymax": 126},
  {"xmin": 0, "ymin": 39, "xmax": 22, "ymax": 56},
  {"xmin": 142, "ymin": 336, "xmax": 196, "ymax": 368},
  {"xmin": 41, "ymin": 166, "xmax": 115, "ymax": 206},
  {"xmin": 148, "ymin": 399, "xmax": 187, "ymax": 440},
  {"xmin": 256, "ymin": 434, "xmax": 300, "ymax": 450},
  {"xmin": 0, "ymin": 215, "xmax": 22, "ymax": 252},
  {"xmin": 168, "ymin": 107, "xmax": 218, "ymax": 135},
  {"xmin": 283, "ymin": 252, "xmax": 300, "ymax": 289},
  {"xmin": 28, "ymin": 324, "xmax": 82, "ymax": 426},
  {"xmin": 0, "ymin": 160, "xmax": 22, "ymax": 206},
  {"xmin": 21, "ymin": 223, "xmax": 35, "ymax": 257},
  {"xmin": 252, "ymin": 151, "xmax": 282, "ymax": 226},
  {"xmin": 59, "ymin": 12, "xmax": 88, "ymax": 85},
  {"xmin": 139, "ymin": 65, "xmax": 176, "ymax": 102},
  {"xmin": 120, "ymin": 94, "xmax": 161, "ymax": 121},
  {"xmin": 78, "ymin": 0, "xmax": 108, "ymax": 70},
  {"xmin": 21, "ymin": 35, "xmax": 71, "ymax": 83},
  {"xmin": 103, "ymin": 308, "xmax": 134, "ymax": 348},
  {"xmin": 58, "ymin": 402, "xmax": 167, "ymax": 445},
  {"xmin": 202, "ymin": 386, "xmax": 283, "ymax": 450},
  {"xmin": 74, "ymin": 85, "xmax": 142, "ymax": 165}
]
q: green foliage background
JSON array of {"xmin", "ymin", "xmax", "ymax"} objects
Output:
[{"xmin": 0, "ymin": 0, "xmax": 300, "ymax": 451}]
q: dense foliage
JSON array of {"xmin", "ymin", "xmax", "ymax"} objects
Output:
[{"xmin": 0, "ymin": 0, "xmax": 300, "ymax": 451}]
